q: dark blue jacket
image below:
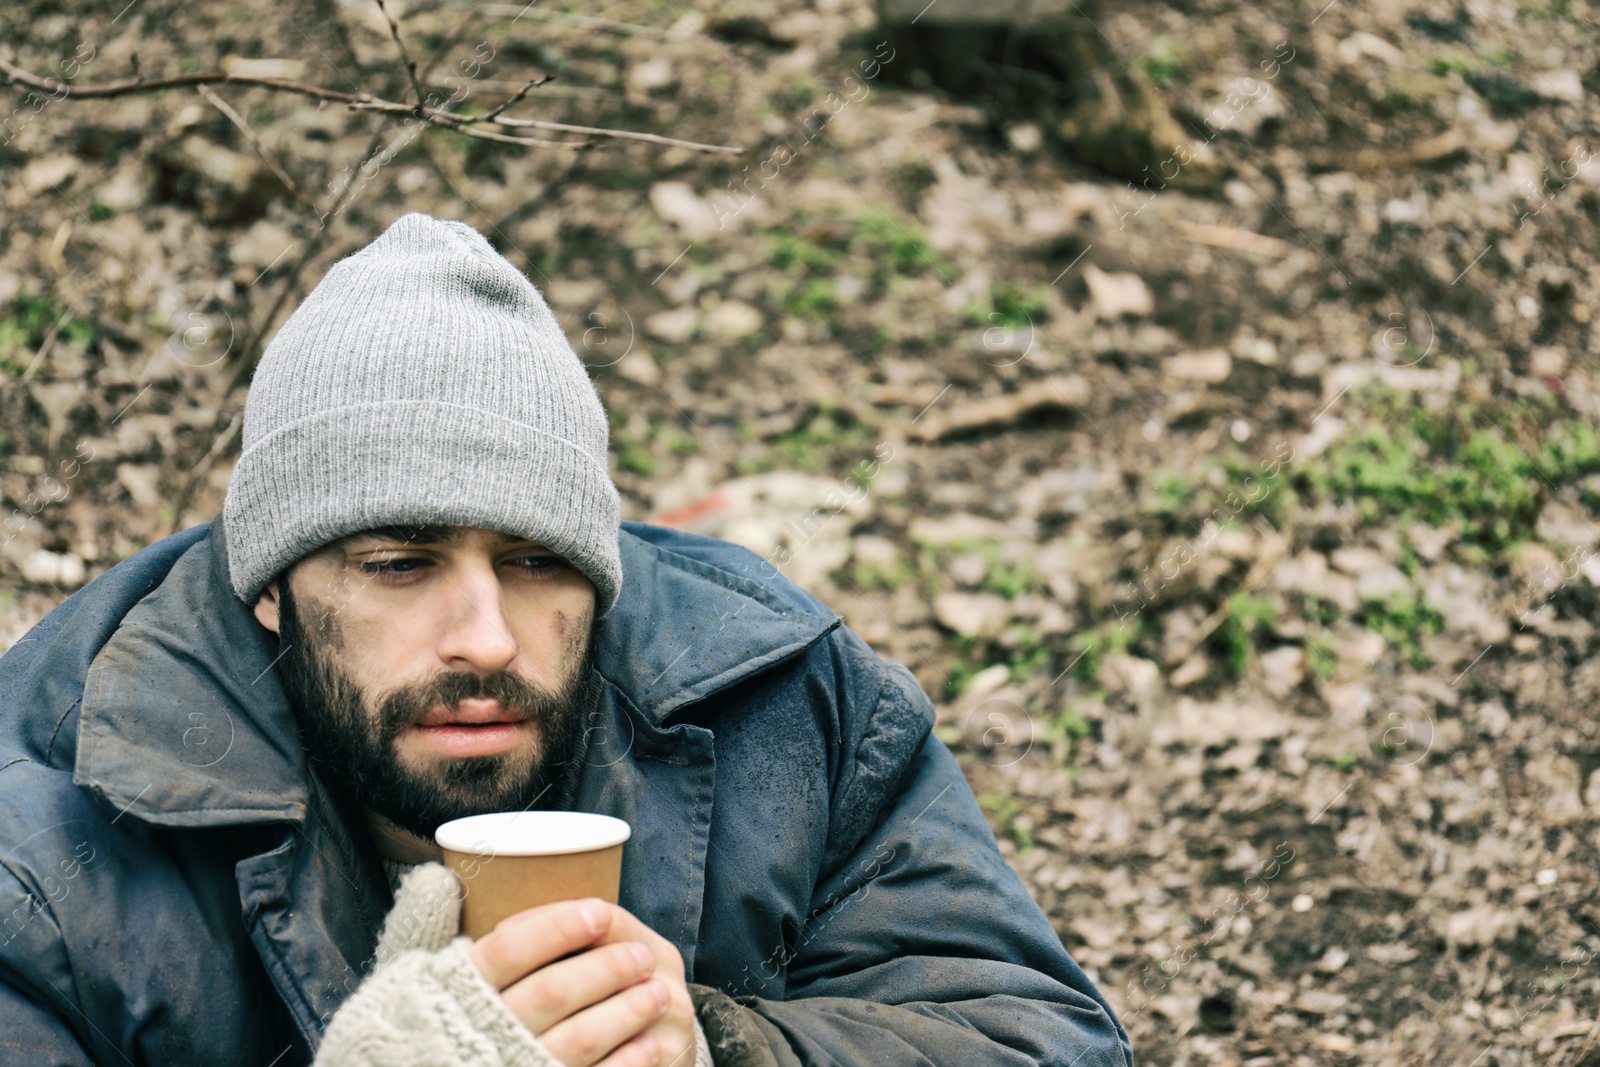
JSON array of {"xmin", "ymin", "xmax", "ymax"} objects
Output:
[{"xmin": 0, "ymin": 517, "xmax": 1132, "ymax": 1065}]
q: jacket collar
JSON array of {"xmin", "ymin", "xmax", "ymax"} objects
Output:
[{"xmin": 73, "ymin": 518, "xmax": 840, "ymax": 827}]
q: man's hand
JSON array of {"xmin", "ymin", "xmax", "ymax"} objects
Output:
[{"xmin": 469, "ymin": 898, "xmax": 699, "ymax": 1067}]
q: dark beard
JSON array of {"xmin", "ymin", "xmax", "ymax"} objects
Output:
[{"xmin": 272, "ymin": 576, "xmax": 595, "ymax": 840}]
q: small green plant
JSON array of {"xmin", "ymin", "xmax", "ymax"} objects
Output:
[
  {"xmin": 1213, "ymin": 592, "xmax": 1278, "ymax": 680},
  {"xmin": 1007, "ymin": 629, "xmax": 1052, "ymax": 682},
  {"xmin": 1362, "ymin": 592, "xmax": 1444, "ymax": 669},
  {"xmin": 977, "ymin": 793, "xmax": 1036, "ymax": 852},
  {"xmin": 962, "ymin": 286, "xmax": 1048, "ymax": 330},
  {"xmin": 1068, "ymin": 617, "xmax": 1145, "ymax": 683},
  {"xmin": 942, "ymin": 635, "xmax": 982, "ymax": 700},
  {"xmin": 1135, "ymin": 39, "xmax": 1184, "ymax": 85},
  {"xmin": 1305, "ymin": 635, "xmax": 1339, "ymax": 681},
  {"xmin": 1148, "ymin": 467, "xmax": 1193, "ymax": 516},
  {"xmin": 1426, "ymin": 53, "xmax": 1474, "ymax": 76}
]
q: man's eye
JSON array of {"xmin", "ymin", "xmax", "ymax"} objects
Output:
[
  {"xmin": 512, "ymin": 556, "xmax": 566, "ymax": 574},
  {"xmin": 360, "ymin": 558, "xmax": 424, "ymax": 579}
]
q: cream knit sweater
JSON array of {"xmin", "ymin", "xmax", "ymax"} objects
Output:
[{"xmin": 314, "ymin": 862, "xmax": 714, "ymax": 1066}]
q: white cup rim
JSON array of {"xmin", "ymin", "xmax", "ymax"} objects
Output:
[{"xmin": 435, "ymin": 811, "xmax": 632, "ymax": 857}]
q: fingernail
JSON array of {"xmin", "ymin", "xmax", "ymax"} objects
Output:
[
  {"xmin": 649, "ymin": 979, "xmax": 669, "ymax": 1011},
  {"xmin": 629, "ymin": 942, "xmax": 654, "ymax": 972},
  {"xmin": 578, "ymin": 900, "xmax": 606, "ymax": 935}
]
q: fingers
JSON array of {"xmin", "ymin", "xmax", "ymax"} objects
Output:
[
  {"xmin": 589, "ymin": 906, "xmax": 684, "ymax": 981},
  {"xmin": 539, "ymin": 978, "xmax": 672, "ymax": 1067},
  {"xmin": 470, "ymin": 897, "xmax": 611, "ymax": 989},
  {"xmin": 502, "ymin": 941, "xmax": 658, "ymax": 1034},
  {"xmin": 594, "ymin": 1034, "xmax": 661, "ymax": 1067}
]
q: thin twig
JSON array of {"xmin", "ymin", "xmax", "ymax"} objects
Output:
[
  {"xmin": 0, "ymin": 55, "xmax": 743, "ymax": 154},
  {"xmin": 429, "ymin": 117, "xmax": 592, "ymax": 150},
  {"xmin": 475, "ymin": 75, "xmax": 554, "ymax": 123},
  {"xmin": 195, "ymin": 84, "xmax": 308, "ymax": 203},
  {"xmin": 478, "ymin": 114, "xmax": 744, "ymax": 153},
  {"xmin": 373, "ymin": 0, "xmax": 428, "ymax": 110}
]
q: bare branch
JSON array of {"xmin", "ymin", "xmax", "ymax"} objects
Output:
[
  {"xmin": 0, "ymin": 56, "xmax": 364, "ymax": 104},
  {"xmin": 474, "ymin": 75, "xmax": 555, "ymax": 124},
  {"xmin": 482, "ymin": 115, "xmax": 745, "ymax": 154},
  {"xmin": 195, "ymin": 84, "xmax": 308, "ymax": 203},
  {"xmin": 0, "ymin": 55, "xmax": 744, "ymax": 154},
  {"xmin": 373, "ymin": 0, "xmax": 427, "ymax": 110}
]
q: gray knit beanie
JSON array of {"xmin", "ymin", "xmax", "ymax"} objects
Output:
[{"xmin": 221, "ymin": 213, "xmax": 623, "ymax": 618}]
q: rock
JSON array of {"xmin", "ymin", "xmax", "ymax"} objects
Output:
[
  {"xmin": 1096, "ymin": 654, "xmax": 1161, "ymax": 708},
  {"xmin": 1536, "ymin": 499, "xmax": 1597, "ymax": 551},
  {"xmin": 1420, "ymin": 564, "xmax": 1508, "ymax": 644},
  {"xmin": 909, "ymin": 513, "xmax": 1009, "ymax": 546},
  {"xmin": 1148, "ymin": 697, "xmax": 1292, "ymax": 748},
  {"xmin": 1083, "ymin": 265, "xmax": 1153, "ymax": 319},
  {"xmin": 1232, "ymin": 335, "xmax": 1278, "ymax": 366},
  {"xmin": 628, "ymin": 57, "xmax": 675, "ymax": 93},
  {"xmin": 1259, "ymin": 646, "xmax": 1305, "ymax": 698},
  {"xmin": 1006, "ymin": 123, "xmax": 1043, "ymax": 153},
  {"xmin": 1295, "ymin": 990, "xmax": 1350, "ymax": 1016},
  {"xmin": 703, "ymin": 300, "xmax": 763, "ymax": 340},
  {"xmin": 1336, "ymin": 32, "xmax": 1404, "ymax": 66},
  {"xmin": 1015, "ymin": 466, "xmax": 1101, "ymax": 522},
  {"xmin": 1536, "ymin": 69, "xmax": 1584, "ymax": 103},
  {"xmin": 1163, "ymin": 349, "xmax": 1232, "ymax": 383},
  {"xmin": 1355, "ymin": 563, "xmax": 1411, "ymax": 602},
  {"xmin": 219, "ymin": 56, "xmax": 308, "ymax": 80},
  {"xmin": 948, "ymin": 552, "xmax": 989, "ymax": 588},
  {"xmin": 851, "ymin": 535, "xmax": 901, "ymax": 570},
  {"xmin": 21, "ymin": 156, "xmax": 78, "ymax": 196},
  {"xmin": 19, "ymin": 549, "xmax": 86, "ymax": 588},
  {"xmin": 648, "ymin": 181, "xmax": 719, "ymax": 241},
  {"xmin": 1443, "ymin": 906, "xmax": 1521, "ymax": 947},
  {"xmin": 644, "ymin": 307, "xmax": 699, "ymax": 343},
  {"xmin": 963, "ymin": 663, "xmax": 1013, "ymax": 702},
  {"xmin": 933, "ymin": 591, "xmax": 1012, "ymax": 638},
  {"xmin": 909, "ymin": 375, "xmax": 1090, "ymax": 442},
  {"xmin": 1273, "ymin": 551, "xmax": 1358, "ymax": 614},
  {"xmin": 614, "ymin": 352, "xmax": 661, "ymax": 387},
  {"xmin": 228, "ymin": 220, "xmax": 296, "ymax": 272}
]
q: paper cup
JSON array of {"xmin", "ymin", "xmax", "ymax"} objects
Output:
[{"xmin": 436, "ymin": 811, "xmax": 632, "ymax": 939}]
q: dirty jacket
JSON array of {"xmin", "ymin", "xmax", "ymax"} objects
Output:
[{"xmin": 0, "ymin": 516, "xmax": 1132, "ymax": 1066}]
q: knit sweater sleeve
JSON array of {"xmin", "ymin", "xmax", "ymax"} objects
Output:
[{"xmin": 315, "ymin": 862, "xmax": 714, "ymax": 1067}]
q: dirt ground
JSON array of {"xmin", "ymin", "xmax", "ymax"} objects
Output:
[{"xmin": 5, "ymin": 0, "xmax": 1600, "ymax": 1063}]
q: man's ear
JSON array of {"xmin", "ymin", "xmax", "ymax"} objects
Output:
[{"xmin": 253, "ymin": 575, "xmax": 283, "ymax": 635}]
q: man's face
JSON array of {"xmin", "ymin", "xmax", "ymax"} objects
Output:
[{"xmin": 252, "ymin": 525, "xmax": 598, "ymax": 840}]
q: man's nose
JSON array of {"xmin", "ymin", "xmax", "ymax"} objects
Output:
[{"xmin": 436, "ymin": 562, "xmax": 519, "ymax": 673}]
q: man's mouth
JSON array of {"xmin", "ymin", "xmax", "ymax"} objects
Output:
[{"xmin": 410, "ymin": 699, "xmax": 532, "ymax": 758}]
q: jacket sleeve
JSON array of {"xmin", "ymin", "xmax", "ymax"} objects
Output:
[
  {"xmin": 697, "ymin": 658, "xmax": 1134, "ymax": 1067},
  {"xmin": 0, "ymin": 861, "xmax": 95, "ymax": 1067}
]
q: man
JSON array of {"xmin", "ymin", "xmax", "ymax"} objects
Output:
[{"xmin": 0, "ymin": 213, "xmax": 1132, "ymax": 1065}]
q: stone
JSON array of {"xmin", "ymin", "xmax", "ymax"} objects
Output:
[
  {"xmin": 22, "ymin": 156, "xmax": 78, "ymax": 196},
  {"xmin": 648, "ymin": 181, "xmax": 719, "ymax": 241},
  {"xmin": 1083, "ymin": 265, "xmax": 1153, "ymax": 320},
  {"xmin": 933, "ymin": 591, "xmax": 1012, "ymax": 638},
  {"xmin": 644, "ymin": 307, "xmax": 699, "ymax": 343},
  {"xmin": 1163, "ymin": 349, "xmax": 1232, "ymax": 383},
  {"xmin": 1355, "ymin": 563, "xmax": 1411, "ymax": 602},
  {"xmin": 948, "ymin": 552, "xmax": 990, "ymax": 588},
  {"xmin": 703, "ymin": 300, "xmax": 763, "ymax": 340},
  {"xmin": 628, "ymin": 57, "xmax": 675, "ymax": 93},
  {"xmin": 19, "ymin": 549, "xmax": 86, "ymax": 588},
  {"xmin": 1259, "ymin": 646, "xmax": 1305, "ymax": 698},
  {"xmin": 614, "ymin": 352, "xmax": 661, "ymax": 387}
]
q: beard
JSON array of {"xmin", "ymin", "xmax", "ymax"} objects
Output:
[{"xmin": 271, "ymin": 575, "xmax": 596, "ymax": 840}]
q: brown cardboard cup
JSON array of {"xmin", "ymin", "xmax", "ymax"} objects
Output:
[{"xmin": 435, "ymin": 812, "xmax": 632, "ymax": 940}]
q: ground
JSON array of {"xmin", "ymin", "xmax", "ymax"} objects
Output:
[{"xmin": 3, "ymin": 0, "xmax": 1600, "ymax": 1063}]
